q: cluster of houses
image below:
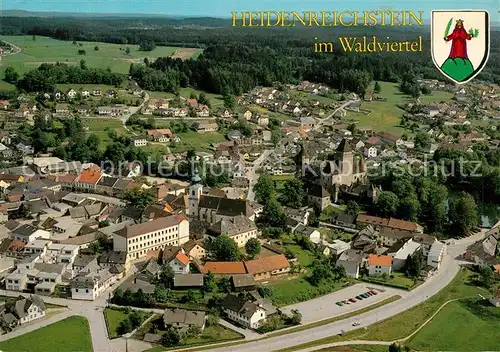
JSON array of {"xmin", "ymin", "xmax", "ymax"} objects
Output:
[
  {"xmin": 293, "ymin": 212, "xmax": 447, "ymax": 281},
  {"xmin": 142, "ymin": 98, "xmax": 210, "ymax": 118}
]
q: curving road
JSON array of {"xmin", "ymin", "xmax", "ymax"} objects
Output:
[{"xmin": 205, "ymin": 232, "xmax": 484, "ymax": 352}]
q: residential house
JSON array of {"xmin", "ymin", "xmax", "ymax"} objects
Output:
[
  {"xmin": 67, "ymin": 89, "xmax": 77, "ymax": 99},
  {"xmin": 196, "ymin": 123, "xmax": 218, "ymax": 133},
  {"xmin": 294, "ymin": 225, "xmax": 321, "ymax": 242},
  {"xmin": 132, "ymin": 138, "xmax": 148, "ymax": 147},
  {"xmin": 231, "ymin": 274, "xmax": 256, "ymax": 292},
  {"xmin": 367, "ymin": 254, "xmax": 392, "ymax": 276},
  {"xmin": 10, "ymin": 225, "xmax": 50, "ymax": 243},
  {"xmin": 244, "ymin": 254, "xmax": 290, "ymax": 281},
  {"xmin": 427, "ymin": 241, "xmax": 446, "ymax": 269},
  {"xmin": 205, "ymin": 216, "xmax": 258, "ymax": 248},
  {"xmin": 74, "ymin": 169, "xmax": 102, "ymax": 192},
  {"xmin": 163, "ymin": 248, "xmax": 190, "ymax": 274},
  {"xmin": 336, "ymin": 249, "xmax": 365, "ymax": 279},
  {"xmin": 163, "ymin": 308, "xmax": 206, "ymax": 330},
  {"xmin": 203, "ymin": 262, "xmax": 247, "ymax": 276},
  {"xmin": 388, "ymin": 239, "xmax": 422, "ymax": 271},
  {"xmin": 71, "ymin": 269, "xmax": 117, "ymax": 300},
  {"xmin": 182, "ymin": 239, "xmax": 206, "ymax": 260},
  {"xmin": 173, "ymin": 274, "xmax": 204, "ymax": 290},
  {"xmin": 0, "ymin": 294, "xmax": 46, "ymax": 330},
  {"xmin": 98, "ymin": 251, "xmax": 130, "ymax": 272},
  {"xmin": 55, "ymin": 104, "xmax": 70, "ymax": 114},
  {"xmin": 221, "ymin": 293, "xmax": 276, "ymax": 329}
]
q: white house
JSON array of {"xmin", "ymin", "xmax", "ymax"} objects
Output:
[
  {"xmin": 367, "ymin": 254, "xmax": 392, "ymax": 276},
  {"xmin": 427, "ymin": 241, "xmax": 447, "ymax": 269},
  {"xmin": 167, "ymin": 251, "xmax": 190, "ymax": 274},
  {"xmin": 389, "ymin": 239, "xmax": 422, "ymax": 271},
  {"xmin": 67, "ymin": 89, "xmax": 77, "ymax": 99},
  {"xmin": 71, "ymin": 269, "xmax": 117, "ymax": 300},
  {"xmin": 0, "ymin": 295, "xmax": 46, "ymax": 328},
  {"xmin": 10, "ymin": 225, "xmax": 51, "ymax": 243},
  {"xmin": 221, "ymin": 294, "xmax": 273, "ymax": 329},
  {"xmin": 367, "ymin": 146, "xmax": 378, "ymax": 158},
  {"xmin": 132, "ymin": 138, "xmax": 148, "ymax": 147}
]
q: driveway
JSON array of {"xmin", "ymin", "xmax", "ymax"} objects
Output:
[{"xmin": 281, "ymin": 283, "xmax": 404, "ymax": 324}]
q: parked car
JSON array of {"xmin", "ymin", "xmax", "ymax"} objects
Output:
[
  {"xmin": 336, "ymin": 301, "xmax": 344, "ymax": 306},
  {"xmin": 343, "ymin": 300, "xmax": 350, "ymax": 304},
  {"xmin": 349, "ymin": 298, "xmax": 357, "ymax": 303},
  {"xmin": 361, "ymin": 293, "xmax": 370, "ymax": 298},
  {"xmin": 370, "ymin": 290, "xmax": 378, "ymax": 295},
  {"xmin": 356, "ymin": 295, "xmax": 363, "ymax": 300},
  {"xmin": 352, "ymin": 321, "xmax": 360, "ymax": 326}
]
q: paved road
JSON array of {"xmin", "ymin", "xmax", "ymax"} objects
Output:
[
  {"xmin": 246, "ymin": 149, "xmax": 273, "ymax": 202},
  {"xmin": 281, "ymin": 283, "xmax": 404, "ymax": 324},
  {"xmin": 205, "ymin": 231, "xmax": 485, "ymax": 352},
  {"xmin": 312, "ymin": 99, "xmax": 357, "ymax": 132}
]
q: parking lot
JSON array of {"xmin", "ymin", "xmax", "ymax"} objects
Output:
[{"xmin": 282, "ymin": 283, "xmax": 404, "ymax": 324}]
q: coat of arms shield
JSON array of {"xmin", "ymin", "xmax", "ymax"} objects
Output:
[{"xmin": 431, "ymin": 10, "xmax": 490, "ymax": 84}]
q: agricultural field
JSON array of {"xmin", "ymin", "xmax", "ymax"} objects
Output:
[
  {"xmin": 0, "ymin": 35, "xmax": 201, "ymax": 76},
  {"xmin": 166, "ymin": 130, "xmax": 226, "ymax": 153},
  {"xmin": 0, "ymin": 316, "xmax": 93, "ymax": 352},
  {"xmin": 408, "ymin": 299, "xmax": 500, "ymax": 351},
  {"xmin": 344, "ymin": 81, "xmax": 453, "ymax": 136},
  {"xmin": 84, "ymin": 118, "xmax": 132, "ymax": 148}
]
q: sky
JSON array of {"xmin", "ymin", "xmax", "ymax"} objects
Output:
[{"xmin": 2, "ymin": 0, "xmax": 499, "ymax": 18}]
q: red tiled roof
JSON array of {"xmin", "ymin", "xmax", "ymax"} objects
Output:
[
  {"xmin": 357, "ymin": 214, "xmax": 389, "ymax": 226},
  {"xmin": 387, "ymin": 218, "xmax": 422, "ymax": 232},
  {"xmin": 244, "ymin": 254, "xmax": 289, "ymax": 275},
  {"xmin": 77, "ymin": 169, "xmax": 102, "ymax": 184},
  {"xmin": 368, "ymin": 254, "xmax": 392, "ymax": 267},
  {"xmin": 203, "ymin": 261, "xmax": 247, "ymax": 275},
  {"xmin": 175, "ymin": 251, "xmax": 190, "ymax": 266}
]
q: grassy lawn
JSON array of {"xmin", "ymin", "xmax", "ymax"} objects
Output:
[
  {"xmin": 344, "ymin": 81, "xmax": 452, "ymax": 136},
  {"xmin": 362, "ymin": 272, "xmax": 416, "ymax": 290},
  {"xmin": 142, "ymin": 324, "xmax": 243, "ymax": 351},
  {"xmin": 319, "ymin": 204, "xmax": 345, "ymax": 221},
  {"xmin": 178, "ymin": 87, "xmax": 224, "ymax": 109},
  {"xmin": 0, "ymin": 35, "xmax": 200, "ymax": 75},
  {"xmin": 104, "ymin": 308, "xmax": 151, "ymax": 339},
  {"xmin": 167, "ymin": 130, "xmax": 226, "ymax": 153},
  {"xmin": 279, "ymin": 268, "xmax": 490, "ymax": 351},
  {"xmin": 0, "ymin": 315, "xmax": 92, "ymax": 352},
  {"xmin": 408, "ymin": 299, "xmax": 500, "ymax": 351},
  {"xmin": 284, "ymin": 244, "xmax": 315, "ymax": 267},
  {"xmin": 84, "ymin": 118, "xmax": 131, "ymax": 148},
  {"xmin": 314, "ymin": 345, "xmax": 389, "ymax": 352},
  {"xmin": 147, "ymin": 91, "xmax": 176, "ymax": 99},
  {"xmin": 270, "ymin": 174, "xmax": 295, "ymax": 182},
  {"xmin": 0, "ymin": 80, "xmax": 17, "ymax": 92},
  {"xmin": 266, "ymin": 276, "xmax": 350, "ymax": 307},
  {"xmin": 320, "ymin": 228, "xmax": 354, "ymax": 242},
  {"xmin": 181, "ymin": 324, "xmax": 243, "ymax": 347}
]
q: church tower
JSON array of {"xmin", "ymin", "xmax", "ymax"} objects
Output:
[{"xmin": 188, "ymin": 173, "xmax": 203, "ymax": 218}]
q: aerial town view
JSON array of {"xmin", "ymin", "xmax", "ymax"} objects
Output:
[{"xmin": 0, "ymin": 1, "xmax": 498, "ymax": 351}]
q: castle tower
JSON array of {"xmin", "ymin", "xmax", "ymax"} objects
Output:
[
  {"xmin": 295, "ymin": 143, "xmax": 310, "ymax": 177},
  {"xmin": 188, "ymin": 173, "xmax": 203, "ymax": 218},
  {"xmin": 335, "ymin": 139, "xmax": 354, "ymax": 176}
]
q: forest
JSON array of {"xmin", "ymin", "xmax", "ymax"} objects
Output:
[{"xmin": 2, "ymin": 16, "xmax": 499, "ymax": 96}]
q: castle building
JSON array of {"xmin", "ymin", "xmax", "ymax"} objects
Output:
[{"xmin": 320, "ymin": 139, "xmax": 367, "ymax": 189}]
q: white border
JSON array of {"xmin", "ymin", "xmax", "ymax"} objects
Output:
[{"xmin": 430, "ymin": 9, "xmax": 490, "ymax": 85}]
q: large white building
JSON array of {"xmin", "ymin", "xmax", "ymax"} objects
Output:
[
  {"xmin": 113, "ymin": 214, "xmax": 189, "ymax": 260},
  {"xmin": 427, "ymin": 241, "xmax": 447, "ymax": 269}
]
